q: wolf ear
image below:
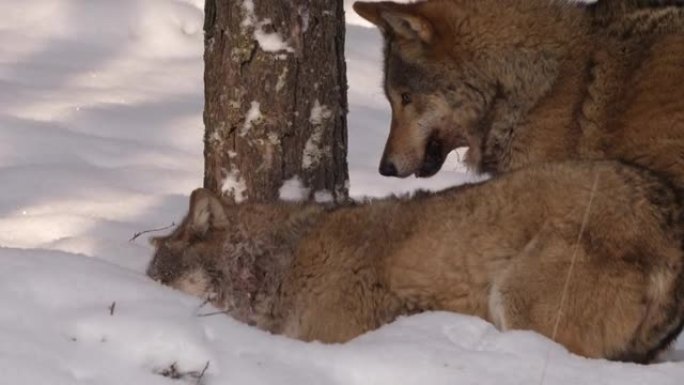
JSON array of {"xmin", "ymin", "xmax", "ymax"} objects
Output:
[
  {"xmin": 186, "ymin": 188, "xmax": 230, "ymax": 237},
  {"xmin": 353, "ymin": 1, "xmax": 433, "ymax": 43}
]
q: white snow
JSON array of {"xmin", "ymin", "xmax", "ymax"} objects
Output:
[
  {"xmin": 279, "ymin": 179, "xmax": 336, "ymax": 204},
  {"xmin": 0, "ymin": 0, "xmax": 680, "ymax": 384},
  {"xmin": 275, "ymin": 67, "xmax": 288, "ymax": 92},
  {"xmin": 221, "ymin": 170, "xmax": 248, "ymax": 203},
  {"xmin": 279, "ymin": 176, "xmax": 309, "ymax": 201},
  {"xmin": 241, "ymin": 0, "xmax": 295, "ymax": 54},
  {"xmin": 241, "ymin": 100, "xmax": 262, "ymax": 136},
  {"xmin": 302, "ymin": 99, "xmax": 333, "ymax": 170},
  {"xmin": 302, "ymin": 127, "xmax": 325, "ymax": 170},
  {"xmin": 241, "ymin": 0, "xmax": 255, "ymax": 26},
  {"xmin": 309, "ymin": 99, "xmax": 333, "ymax": 126},
  {"xmin": 314, "ymin": 190, "xmax": 335, "ymax": 203},
  {"xmin": 253, "ymin": 28, "xmax": 295, "ymax": 54}
]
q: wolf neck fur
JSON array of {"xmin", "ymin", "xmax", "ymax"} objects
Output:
[
  {"xmin": 471, "ymin": 25, "xmax": 594, "ymax": 172},
  {"xmin": 461, "ymin": 1, "xmax": 684, "ymax": 183},
  {"xmin": 219, "ymin": 204, "xmax": 327, "ymax": 329}
]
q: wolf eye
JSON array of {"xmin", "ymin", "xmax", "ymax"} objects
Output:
[{"xmin": 400, "ymin": 92, "xmax": 412, "ymax": 106}]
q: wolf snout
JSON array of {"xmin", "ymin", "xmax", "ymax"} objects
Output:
[
  {"xmin": 379, "ymin": 160, "xmax": 399, "ymax": 177},
  {"xmin": 146, "ymin": 265, "xmax": 162, "ymax": 283}
]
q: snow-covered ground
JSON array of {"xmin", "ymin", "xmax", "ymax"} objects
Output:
[{"xmin": 0, "ymin": 0, "xmax": 681, "ymax": 384}]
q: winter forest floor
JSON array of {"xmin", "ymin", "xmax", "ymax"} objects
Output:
[{"xmin": 0, "ymin": 1, "xmax": 682, "ymax": 384}]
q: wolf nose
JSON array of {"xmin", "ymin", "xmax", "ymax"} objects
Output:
[{"xmin": 379, "ymin": 161, "xmax": 398, "ymax": 177}]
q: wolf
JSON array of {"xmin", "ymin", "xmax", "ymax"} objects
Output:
[
  {"xmin": 353, "ymin": 0, "xmax": 684, "ymax": 189},
  {"xmin": 148, "ymin": 161, "xmax": 684, "ymax": 363}
]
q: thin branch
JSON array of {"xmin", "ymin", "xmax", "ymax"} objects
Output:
[
  {"xmin": 156, "ymin": 361, "xmax": 209, "ymax": 383},
  {"xmin": 197, "ymin": 296, "xmax": 212, "ymax": 309},
  {"xmin": 196, "ymin": 310, "xmax": 231, "ymax": 318},
  {"xmin": 538, "ymin": 173, "xmax": 600, "ymax": 385},
  {"xmin": 196, "ymin": 361, "xmax": 210, "ymax": 385},
  {"xmin": 129, "ymin": 222, "xmax": 175, "ymax": 242}
]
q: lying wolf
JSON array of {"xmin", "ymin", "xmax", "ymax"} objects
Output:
[
  {"xmin": 353, "ymin": 0, "xmax": 684, "ymax": 189},
  {"xmin": 148, "ymin": 161, "xmax": 684, "ymax": 363}
]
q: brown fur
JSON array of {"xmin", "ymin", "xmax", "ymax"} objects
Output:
[
  {"xmin": 353, "ymin": 0, "xmax": 684, "ymax": 188},
  {"xmin": 148, "ymin": 161, "xmax": 684, "ymax": 363}
]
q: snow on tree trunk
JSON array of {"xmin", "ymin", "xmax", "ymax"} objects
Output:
[{"xmin": 203, "ymin": 0, "xmax": 349, "ymax": 203}]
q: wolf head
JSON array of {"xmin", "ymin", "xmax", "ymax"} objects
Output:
[
  {"xmin": 147, "ymin": 189, "xmax": 234, "ymax": 303},
  {"xmin": 354, "ymin": 1, "xmax": 485, "ymax": 177},
  {"xmin": 147, "ymin": 188, "xmax": 324, "ymax": 325},
  {"xmin": 354, "ymin": 0, "xmax": 586, "ymax": 177}
]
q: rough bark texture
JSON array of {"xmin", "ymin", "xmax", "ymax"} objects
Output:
[{"xmin": 203, "ymin": 0, "xmax": 349, "ymax": 203}]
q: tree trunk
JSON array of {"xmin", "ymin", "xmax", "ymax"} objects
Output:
[{"xmin": 203, "ymin": 0, "xmax": 349, "ymax": 203}]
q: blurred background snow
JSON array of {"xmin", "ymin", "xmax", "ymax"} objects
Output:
[{"xmin": 0, "ymin": 1, "xmax": 680, "ymax": 384}]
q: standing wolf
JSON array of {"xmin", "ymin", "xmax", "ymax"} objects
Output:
[
  {"xmin": 148, "ymin": 161, "xmax": 684, "ymax": 363},
  {"xmin": 353, "ymin": 0, "xmax": 684, "ymax": 189}
]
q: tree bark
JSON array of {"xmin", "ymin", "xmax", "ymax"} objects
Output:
[{"xmin": 203, "ymin": 0, "xmax": 349, "ymax": 203}]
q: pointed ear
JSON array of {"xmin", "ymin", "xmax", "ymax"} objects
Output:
[
  {"xmin": 353, "ymin": 1, "xmax": 433, "ymax": 43},
  {"xmin": 353, "ymin": 1, "xmax": 387, "ymax": 27},
  {"xmin": 186, "ymin": 188, "xmax": 229, "ymax": 237},
  {"xmin": 381, "ymin": 10, "xmax": 433, "ymax": 43}
]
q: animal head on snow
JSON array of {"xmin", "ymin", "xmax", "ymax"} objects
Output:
[
  {"xmin": 147, "ymin": 189, "xmax": 234, "ymax": 304},
  {"xmin": 353, "ymin": 0, "xmax": 588, "ymax": 177},
  {"xmin": 147, "ymin": 188, "xmax": 322, "ymax": 324}
]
